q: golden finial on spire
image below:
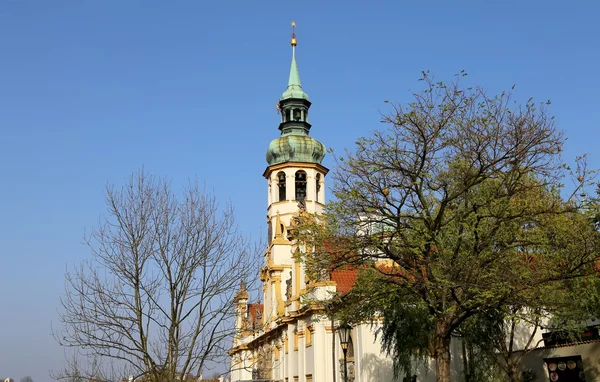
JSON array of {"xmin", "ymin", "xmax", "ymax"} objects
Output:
[{"xmin": 290, "ymin": 21, "xmax": 297, "ymax": 46}]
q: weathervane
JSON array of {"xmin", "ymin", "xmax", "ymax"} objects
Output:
[{"xmin": 291, "ymin": 21, "xmax": 297, "ymax": 46}]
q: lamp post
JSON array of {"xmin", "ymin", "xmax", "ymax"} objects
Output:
[{"xmin": 338, "ymin": 323, "xmax": 352, "ymax": 382}]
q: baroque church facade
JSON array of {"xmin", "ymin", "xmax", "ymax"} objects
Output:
[
  {"xmin": 228, "ymin": 26, "xmax": 397, "ymax": 382},
  {"xmin": 228, "ymin": 26, "xmax": 600, "ymax": 382}
]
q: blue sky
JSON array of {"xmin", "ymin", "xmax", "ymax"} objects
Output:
[{"xmin": 0, "ymin": 0, "xmax": 599, "ymax": 380}]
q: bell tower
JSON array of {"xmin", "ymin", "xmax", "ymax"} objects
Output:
[{"xmin": 261, "ymin": 22, "xmax": 328, "ymax": 326}]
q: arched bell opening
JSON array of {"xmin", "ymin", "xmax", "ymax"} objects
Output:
[
  {"xmin": 277, "ymin": 171, "xmax": 287, "ymax": 201},
  {"xmin": 315, "ymin": 173, "xmax": 321, "ymax": 202},
  {"xmin": 295, "ymin": 170, "xmax": 307, "ymax": 201}
]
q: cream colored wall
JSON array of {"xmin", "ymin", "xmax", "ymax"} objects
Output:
[
  {"xmin": 233, "ymin": 162, "xmax": 395, "ymax": 382},
  {"xmin": 266, "ymin": 167, "xmax": 325, "ymax": 245},
  {"xmin": 260, "ymin": 164, "xmax": 328, "ymax": 328},
  {"xmin": 233, "ymin": 159, "xmax": 476, "ymax": 382},
  {"xmin": 275, "ymin": 316, "xmax": 336, "ymax": 382},
  {"xmin": 519, "ymin": 342, "xmax": 600, "ymax": 382},
  {"xmin": 352, "ymin": 323, "xmax": 468, "ymax": 382},
  {"xmin": 231, "ymin": 311, "xmax": 474, "ymax": 382},
  {"xmin": 267, "ymin": 166, "xmax": 325, "ymax": 215},
  {"xmin": 353, "ymin": 323, "xmax": 395, "ymax": 382},
  {"xmin": 232, "ymin": 311, "xmax": 562, "ymax": 382},
  {"xmin": 230, "ymin": 349, "xmax": 253, "ymax": 382}
]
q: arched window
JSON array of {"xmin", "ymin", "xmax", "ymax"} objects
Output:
[
  {"xmin": 268, "ymin": 182, "xmax": 272, "ymax": 204},
  {"xmin": 295, "ymin": 171, "xmax": 307, "ymax": 201},
  {"xmin": 293, "ymin": 108, "xmax": 302, "ymax": 121},
  {"xmin": 277, "ymin": 172, "xmax": 286, "ymax": 201},
  {"xmin": 315, "ymin": 173, "xmax": 321, "ymax": 202},
  {"xmin": 267, "ymin": 221, "xmax": 272, "ymax": 245}
]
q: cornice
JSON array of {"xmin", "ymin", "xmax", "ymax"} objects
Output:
[{"xmin": 263, "ymin": 162, "xmax": 329, "ymax": 178}]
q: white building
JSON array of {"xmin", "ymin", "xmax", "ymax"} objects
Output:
[
  {"xmin": 226, "ymin": 25, "xmax": 468, "ymax": 382},
  {"xmin": 228, "ymin": 25, "xmax": 600, "ymax": 382},
  {"xmin": 228, "ymin": 25, "xmax": 399, "ymax": 382}
]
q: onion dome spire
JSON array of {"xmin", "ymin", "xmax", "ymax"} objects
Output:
[{"xmin": 266, "ymin": 22, "xmax": 325, "ymax": 166}]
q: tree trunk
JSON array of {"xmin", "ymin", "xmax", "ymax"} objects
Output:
[
  {"xmin": 434, "ymin": 320, "xmax": 452, "ymax": 382},
  {"xmin": 505, "ymin": 317, "xmax": 520, "ymax": 382},
  {"xmin": 506, "ymin": 359, "xmax": 520, "ymax": 382},
  {"xmin": 461, "ymin": 341, "xmax": 470, "ymax": 382}
]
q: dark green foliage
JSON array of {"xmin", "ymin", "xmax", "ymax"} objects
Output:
[
  {"xmin": 378, "ymin": 297, "xmax": 433, "ymax": 379},
  {"xmin": 296, "ymin": 72, "xmax": 600, "ymax": 382},
  {"xmin": 457, "ymin": 310, "xmax": 507, "ymax": 382}
]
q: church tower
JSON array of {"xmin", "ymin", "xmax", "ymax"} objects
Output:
[
  {"xmin": 262, "ymin": 22, "xmax": 328, "ymax": 326},
  {"xmin": 231, "ymin": 24, "xmax": 412, "ymax": 382},
  {"xmin": 232, "ymin": 24, "xmax": 352, "ymax": 382}
]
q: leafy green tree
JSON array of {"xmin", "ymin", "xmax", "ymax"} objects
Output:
[
  {"xmin": 457, "ymin": 306, "xmax": 542, "ymax": 382},
  {"xmin": 455, "ymin": 275, "xmax": 600, "ymax": 382},
  {"xmin": 295, "ymin": 73, "xmax": 600, "ymax": 382}
]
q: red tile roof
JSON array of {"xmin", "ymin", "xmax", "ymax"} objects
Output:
[
  {"xmin": 330, "ymin": 269, "xmax": 359, "ymax": 294},
  {"xmin": 330, "ymin": 262, "xmax": 417, "ymax": 295},
  {"xmin": 247, "ymin": 303, "xmax": 263, "ymax": 320},
  {"xmin": 246, "ymin": 303, "xmax": 263, "ymax": 329}
]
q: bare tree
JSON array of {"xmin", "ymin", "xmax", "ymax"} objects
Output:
[
  {"xmin": 54, "ymin": 170, "xmax": 258, "ymax": 382},
  {"xmin": 20, "ymin": 376, "xmax": 33, "ymax": 382}
]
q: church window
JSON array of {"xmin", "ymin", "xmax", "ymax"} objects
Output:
[
  {"xmin": 294, "ymin": 330, "xmax": 299, "ymax": 351},
  {"xmin": 293, "ymin": 108, "xmax": 302, "ymax": 121},
  {"xmin": 305, "ymin": 325, "xmax": 312, "ymax": 347},
  {"xmin": 295, "ymin": 171, "xmax": 307, "ymax": 201},
  {"xmin": 316, "ymin": 173, "xmax": 321, "ymax": 202},
  {"xmin": 284, "ymin": 109, "xmax": 291, "ymax": 122},
  {"xmin": 267, "ymin": 221, "xmax": 272, "ymax": 245},
  {"xmin": 268, "ymin": 182, "xmax": 272, "ymax": 204},
  {"xmin": 277, "ymin": 172, "xmax": 286, "ymax": 201}
]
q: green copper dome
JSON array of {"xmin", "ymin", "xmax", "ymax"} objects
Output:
[
  {"xmin": 266, "ymin": 25, "xmax": 325, "ymax": 167},
  {"xmin": 266, "ymin": 134, "xmax": 326, "ymax": 166}
]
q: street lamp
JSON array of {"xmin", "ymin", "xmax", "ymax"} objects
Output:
[{"xmin": 338, "ymin": 323, "xmax": 352, "ymax": 382}]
